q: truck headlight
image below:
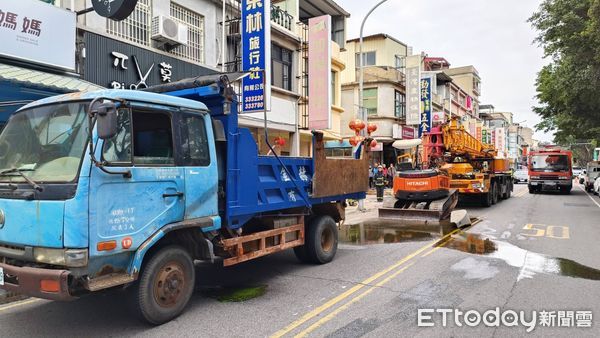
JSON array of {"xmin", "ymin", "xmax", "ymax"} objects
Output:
[
  {"xmin": 530, "ymin": 176, "xmax": 540, "ymax": 180},
  {"xmin": 558, "ymin": 176, "xmax": 568, "ymax": 180},
  {"xmin": 472, "ymin": 183, "xmax": 482, "ymax": 189},
  {"xmin": 33, "ymin": 248, "xmax": 88, "ymax": 267}
]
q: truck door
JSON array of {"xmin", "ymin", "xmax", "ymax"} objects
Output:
[
  {"xmin": 89, "ymin": 107, "xmax": 185, "ymax": 258},
  {"xmin": 176, "ymin": 113, "xmax": 218, "ymax": 221}
]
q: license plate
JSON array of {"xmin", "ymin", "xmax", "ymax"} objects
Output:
[
  {"xmin": 0, "ymin": 267, "xmax": 4, "ymax": 286},
  {"xmin": 546, "ymin": 182, "xmax": 556, "ymax": 186}
]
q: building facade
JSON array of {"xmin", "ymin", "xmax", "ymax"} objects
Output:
[
  {"xmin": 55, "ymin": 0, "xmax": 349, "ymax": 157},
  {"xmin": 340, "ymin": 34, "xmax": 409, "ymax": 165}
]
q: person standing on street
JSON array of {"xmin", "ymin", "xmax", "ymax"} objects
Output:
[
  {"xmin": 388, "ymin": 164, "xmax": 395, "ymax": 188},
  {"xmin": 374, "ymin": 165, "xmax": 387, "ymax": 202},
  {"xmin": 368, "ymin": 165, "xmax": 374, "ymax": 189}
]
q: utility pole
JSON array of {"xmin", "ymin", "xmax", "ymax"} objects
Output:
[{"xmin": 357, "ymin": 0, "xmax": 389, "ymax": 212}]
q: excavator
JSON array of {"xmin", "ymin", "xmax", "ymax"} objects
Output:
[{"xmin": 379, "ymin": 117, "xmax": 512, "ymax": 225}]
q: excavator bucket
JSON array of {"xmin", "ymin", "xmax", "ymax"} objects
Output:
[{"xmin": 378, "ymin": 189, "xmax": 459, "ymax": 225}]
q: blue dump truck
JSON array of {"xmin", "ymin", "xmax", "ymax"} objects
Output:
[{"xmin": 0, "ymin": 74, "xmax": 368, "ymax": 324}]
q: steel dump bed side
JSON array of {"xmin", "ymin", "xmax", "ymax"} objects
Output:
[{"xmin": 158, "ymin": 74, "xmax": 368, "ymax": 229}]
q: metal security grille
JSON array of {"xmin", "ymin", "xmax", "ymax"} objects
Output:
[
  {"xmin": 170, "ymin": 2, "xmax": 205, "ymax": 64},
  {"xmin": 106, "ymin": 0, "xmax": 152, "ymax": 46}
]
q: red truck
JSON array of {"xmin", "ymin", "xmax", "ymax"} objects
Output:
[{"xmin": 528, "ymin": 148, "xmax": 573, "ymax": 194}]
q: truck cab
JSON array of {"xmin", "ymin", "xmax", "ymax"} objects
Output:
[
  {"xmin": 528, "ymin": 148, "xmax": 573, "ymax": 194},
  {"xmin": 0, "ymin": 75, "xmax": 368, "ymax": 324}
]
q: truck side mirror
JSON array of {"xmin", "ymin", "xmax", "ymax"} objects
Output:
[{"xmin": 92, "ymin": 102, "xmax": 118, "ymax": 140}]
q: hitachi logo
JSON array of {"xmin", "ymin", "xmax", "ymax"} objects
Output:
[{"xmin": 407, "ymin": 181, "xmax": 429, "ymax": 186}]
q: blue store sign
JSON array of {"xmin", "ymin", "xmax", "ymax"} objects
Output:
[
  {"xmin": 241, "ymin": 0, "xmax": 271, "ymax": 113},
  {"xmin": 419, "ymin": 77, "xmax": 432, "ymax": 137}
]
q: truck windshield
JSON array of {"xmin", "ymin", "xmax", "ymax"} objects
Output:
[
  {"xmin": 530, "ymin": 154, "xmax": 570, "ymax": 172},
  {"xmin": 0, "ymin": 101, "xmax": 89, "ymax": 183}
]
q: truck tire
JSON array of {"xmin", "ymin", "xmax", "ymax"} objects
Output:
[
  {"xmin": 304, "ymin": 215, "xmax": 338, "ymax": 264},
  {"xmin": 528, "ymin": 185, "xmax": 535, "ymax": 194},
  {"xmin": 481, "ymin": 189, "xmax": 493, "ymax": 207},
  {"xmin": 491, "ymin": 182, "xmax": 499, "ymax": 204},
  {"xmin": 133, "ymin": 246, "xmax": 195, "ymax": 325},
  {"xmin": 503, "ymin": 181, "xmax": 512, "ymax": 199},
  {"xmin": 293, "ymin": 244, "xmax": 310, "ymax": 263},
  {"xmin": 560, "ymin": 185, "xmax": 572, "ymax": 195}
]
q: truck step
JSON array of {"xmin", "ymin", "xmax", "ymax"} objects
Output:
[
  {"xmin": 221, "ymin": 221, "xmax": 304, "ymax": 267},
  {"xmin": 85, "ymin": 273, "xmax": 136, "ymax": 292}
]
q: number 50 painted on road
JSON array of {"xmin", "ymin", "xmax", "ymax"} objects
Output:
[{"xmin": 522, "ymin": 224, "xmax": 570, "ymax": 239}]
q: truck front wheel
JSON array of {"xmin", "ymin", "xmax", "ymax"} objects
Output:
[
  {"xmin": 134, "ymin": 246, "xmax": 195, "ymax": 325},
  {"xmin": 297, "ymin": 215, "xmax": 338, "ymax": 264}
]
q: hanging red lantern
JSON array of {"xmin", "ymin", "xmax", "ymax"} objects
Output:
[
  {"xmin": 370, "ymin": 139, "xmax": 378, "ymax": 149},
  {"xmin": 367, "ymin": 123, "xmax": 378, "ymax": 135},
  {"xmin": 349, "ymin": 135, "xmax": 364, "ymax": 147},
  {"xmin": 349, "ymin": 119, "xmax": 365, "ymax": 134},
  {"xmin": 273, "ymin": 136, "xmax": 286, "ymax": 147}
]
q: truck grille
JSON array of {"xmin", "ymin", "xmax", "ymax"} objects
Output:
[{"xmin": 540, "ymin": 175, "xmax": 559, "ymax": 180}]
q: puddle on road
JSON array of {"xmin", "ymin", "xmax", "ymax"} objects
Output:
[
  {"xmin": 200, "ymin": 285, "xmax": 267, "ymax": 302},
  {"xmin": 339, "ymin": 218, "xmax": 456, "ymax": 245},
  {"xmin": 440, "ymin": 232, "xmax": 600, "ymax": 281}
]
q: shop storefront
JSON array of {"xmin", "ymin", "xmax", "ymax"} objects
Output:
[
  {"xmin": 0, "ymin": 0, "xmax": 101, "ymax": 129},
  {"xmin": 80, "ymin": 31, "xmax": 216, "ymax": 91}
]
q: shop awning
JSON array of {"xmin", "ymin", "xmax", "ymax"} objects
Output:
[
  {"xmin": 0, "ymin": 64, "xmax": 102, "ymax": 93},
  {"xmin": 0, "ymin": 64, "xmax": 103, "ymax": 122}
]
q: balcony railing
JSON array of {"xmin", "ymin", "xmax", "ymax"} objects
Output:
[
  {"xmin": 357, "ymin": 66, "xmax": 405, "ymax": 85},
  {"xmin": 271, "ymin": 4, "xmax": 293, "ymax": 31}
]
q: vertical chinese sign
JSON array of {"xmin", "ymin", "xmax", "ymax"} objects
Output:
[
  {"xmin": 419, "ymin": 77, "xmax": 432, "ymax": 137},
  {"xmin": 405, "ymin": 55, "xmax": 422, "ymax": 126},
  {"xmin": 308, "ymin": 15, "xmax": 332, "ymax": 130},
  {"xmin": 241, "ymin": 0, "xmax": 271, "ymax": 113}
]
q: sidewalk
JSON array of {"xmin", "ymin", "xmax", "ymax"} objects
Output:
[{"xmin": 344, "ymin": 188, "xmax": 393, "ymax": 225}]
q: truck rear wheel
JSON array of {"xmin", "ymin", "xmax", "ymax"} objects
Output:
[
  {"xmin": 299, "ymin": 215, "xmax": 338, "ymax": 264},
  {"xmin": 503, "ymin": 181, "xmax": 512, "ymax": 199},
  {"xmin": 133, "ymin": 246, "xmax": 195, "ymax": 325},
  {"xmin": 491, "ymin": 182, "xmax": 499, "ymax": 204}
]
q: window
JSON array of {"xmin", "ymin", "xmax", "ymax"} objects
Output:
[
  {"xmin": 170, "ymin": 2, "xmax": 205, "ymax": 64},
  {"xmin": 355, "ymin": 51, "xmax": 376, "ymax": 67},
  {"xmin": 180, "ymin": 115, "xmax": 210, "ymax": 166},
  {"xmin": 363, "ymin": 88, "xmax": 378, "ymax": 115},
  {"xmin": 107, "ymin": 0, "xmax": 152, "ymax": 46},
  {"xmin": 102, "ymin": 109, "xmax": 174, "ymax": 166},
  {"xmin": 331, "ymin": 71, "xmax": 336, "ymax": 104},
  {"xmin": 395, "ymin": 91, "xmax": 406, "ymax": 118},
  {"xmin": 272, "ymin": 44, "xmax": 293, "ymax": 90},
  {"xmin": 395, "ymin": 55, "xmax": 405, "ymax": 69}
]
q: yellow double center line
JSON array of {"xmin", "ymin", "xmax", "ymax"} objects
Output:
[{"xmin": 272, "ymin": 219, "xmax": 482, "ymax": 338}]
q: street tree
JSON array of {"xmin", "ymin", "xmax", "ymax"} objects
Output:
[{"xmin": 529, "ymin": 0, "xmax": 600, "ymax": 145}]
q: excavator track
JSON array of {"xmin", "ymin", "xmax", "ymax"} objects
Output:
[{"xmin": 378, "ymin": 189, "xmax": 459, "ymax": 225}]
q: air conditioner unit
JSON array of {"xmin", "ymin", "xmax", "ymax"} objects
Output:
[{"xmin": 151, "ymin": 16, "xmax": 188, "ymax": 46}]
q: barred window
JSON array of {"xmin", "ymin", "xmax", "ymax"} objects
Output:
[
  {"xmin": 170, "ymin": 2, "xmax": 205, "ymax": 64},
  {"xmin": 107, "ymin": 0, "xmax": 152, "ymax": 46}
]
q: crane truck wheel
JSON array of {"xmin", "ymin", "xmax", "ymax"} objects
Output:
[
  {"xmin": 503, "ymin": 181, "xmax": 512, "ymax": 199},
  {"xmin": 133, "ymin": 245, "xmax": 195, "ymax": 325},
  {"xmin": 481, "ymin": 189, "xmax": 493, "ymax": 207},
  {"xmin": 304, "ymin": 215, "xmax": 338, "ymax": 264},
  {"xmin": 491, "ymin": 182, "xmax": 499, "ymax": 205}
]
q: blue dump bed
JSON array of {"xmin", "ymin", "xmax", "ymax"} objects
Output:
[{"xmin": 157, "ymin": 74, "xmax": 368, "ymax": 229}]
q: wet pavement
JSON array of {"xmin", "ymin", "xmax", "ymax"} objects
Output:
[{"xmin": 1, "ymin": 182, "xmax": 600, "ymax": 337}]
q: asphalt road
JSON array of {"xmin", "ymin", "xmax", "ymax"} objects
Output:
[{"xmin": 1, "ymin": 182, "xmax": 600, "ymax": 337}]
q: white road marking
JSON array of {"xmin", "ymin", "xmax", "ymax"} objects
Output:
[{"xmin": 578, "ymin": 185, "xmax": 600, "ymax": 209}]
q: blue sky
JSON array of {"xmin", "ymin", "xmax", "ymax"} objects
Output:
[{"xmin": 337, "ymin": 0, "xmax": 551, "ymax": 141}]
